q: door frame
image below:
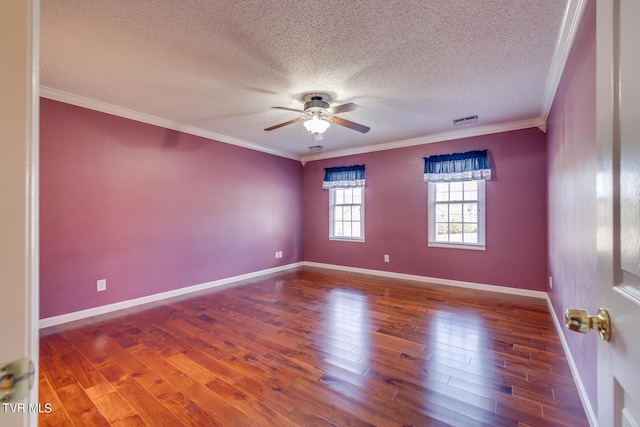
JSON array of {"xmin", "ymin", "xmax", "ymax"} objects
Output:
[{"xmin": 0, "ymin": 0, "xmax": 39, "ymax": 426}]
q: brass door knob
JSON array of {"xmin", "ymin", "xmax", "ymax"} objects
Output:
[
  {"xmin": 565, "ymin": 308, "xmax": 611, "ymax": 341},
  {"xmin": 0, "ymin": 374, "xmax": 14, "ymax": 393}
]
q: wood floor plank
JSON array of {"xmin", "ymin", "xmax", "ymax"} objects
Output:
[
  {"xmin": 232, "ymin": 375, "xmax": 300, "ymax": 415},
  {"xmin": 110, "ymin": 374, "xmax": 187, "ymax": 426},
  {"xmin": 39, "ymin": 354, "xmax": 77, "ymax": 391},
  {"xmin": 83, "ymin": 381, "xmax": 139, "ymax": 425},
  {"xmin": 128, "ymin": 343, "xmax": 263, "ymax": 427},
  {"xmin": 204, "ymin": 377, "xmax": 298, "ymax": 427},
  {"xmin": 37, "ymin": 375, "xmax": 72, "ymax": 426},
  {"xmin": 39, "ymin": 267, "xmax": 589, "ymax": 426},
  {"xmin": 54, "ymin": 382, "xmax": 111, "ymax": 426},
  {"xmin": 59, "ymin": 349, "xmax": 106, "ymax": 389},
  {"xmin": 393, "ymin": 381, "xmax": 507, "ymax": 427},
  {"xmin": 91, "ymin": 355, "xmax": 186, "ymax": 426}
]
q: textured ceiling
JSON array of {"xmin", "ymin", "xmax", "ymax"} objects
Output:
[{"xmin": 40, "ymin": 1, "xmax": 576, "ymax": 161}]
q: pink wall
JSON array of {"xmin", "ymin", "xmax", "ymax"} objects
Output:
[
  {"xmin": 40, "ymin": 99, "xmax": 303, "ymax": 319},
  {"xmin": 546, "ymin": 0, "xmax": 597, "ymax": 414},
  {"xmin": 303, "ymin": 128, "xmax": 548, "ymax": 291}
]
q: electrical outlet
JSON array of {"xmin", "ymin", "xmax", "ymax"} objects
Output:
[
  {"xmin": 549, "ymin": 276, "xmax": 553, "ymax": 290},
  {"xmin": 278, "ymin": 251, "xmax": 283, "ymax": 258},
  {"xmin": 97, "ymin": 279, "xmax": 107, "ymax": 292},
  {"xmin": 384, "ymin": 254, "xmax": 390, "ymax": 263},
  {"xmin": 275, "ymin": 251, "xmax": 279, "ymax": 259}
]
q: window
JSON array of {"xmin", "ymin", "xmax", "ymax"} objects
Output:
[
  {"xmin": 428, "ymin": 179, "xmax": 485, "ymax": 249},
  {"xmin": 424, "ymin": 150, "xmax": 491, "ymax": 249},
  {"xmin": 323, "ymin": 164, "xmax": 366, "ymax": 241},
  {"xmin": 329, "ymin": 187, "xmax": 364, "ymax": 241}
]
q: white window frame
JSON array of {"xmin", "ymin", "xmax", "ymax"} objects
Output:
[
  {"xmin": 428, "ymin": 180, "xmax": 486, "ymax": 250},
  {"xmin": 329, "ymin": 187, "xmax": 365, "ymax": 241}
]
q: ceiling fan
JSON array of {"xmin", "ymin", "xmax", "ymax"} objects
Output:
[{"xmin": 264, "ymin": 93, "xmax": 370, "ymax": 140}]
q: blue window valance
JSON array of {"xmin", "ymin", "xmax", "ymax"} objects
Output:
[
  {"xmin": 423, "ymin": 150, "xmax": 491, "ymax": 182},
  {"xmin": 322, "ymin": 164, "xmax": 366, "ymax": 189}
]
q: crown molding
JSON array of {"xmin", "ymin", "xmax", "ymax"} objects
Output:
[
  {"xmin": 300, "ymin": 117, "xmax": 545, "ymax": 164},
  {"xmin": 39, "ymin": 87, "xmax": 545, "ymax": 165},
  {"xmin": 539, "ymin": 0, "xmax": 589, "ymax": 123},
  {"xmin": 40, "ymin": 86, "xmax": 549, "ymax": 166},
  {"xmin": 39, "ymin": 86, "xmax": 302, "ymax": 161}
]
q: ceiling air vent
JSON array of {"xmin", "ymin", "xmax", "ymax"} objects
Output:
[
  {"xmin": 308, "ymin": 145, "xmax": 324, "ymax": 152},
  {"xmin": 453, "ymin": 115, "xmax": 478, "ymax": 126}
]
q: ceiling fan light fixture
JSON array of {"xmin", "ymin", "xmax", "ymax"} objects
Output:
[{"xmin": 303, "ymin": 115, "xmax": 330, "ymax": 135}]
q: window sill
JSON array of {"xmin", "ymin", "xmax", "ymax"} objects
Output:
[
  {"xmin": 330, "ymin": 237, "xmax": 365, "ymax": 243},
  {"xmin": 428, "ymin": 242, "xmax": 485, "ymax": 251}
]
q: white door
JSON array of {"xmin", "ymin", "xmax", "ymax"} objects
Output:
[
  {"xmin": 0, "ymin": 0, "xmax": 39, "ymax": 426},
  {"xmin": 595, "ymin": 0, "xmax": 640, "ymax": 426}
]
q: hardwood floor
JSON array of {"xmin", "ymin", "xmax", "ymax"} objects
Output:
[{"xmin": 39, "ymin": 267, "xmax": 589, "ymax": 426}]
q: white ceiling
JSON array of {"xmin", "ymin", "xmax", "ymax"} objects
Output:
[{"xmin": 40, "ymin": 1, "xmax": 585, "ymax": 162}]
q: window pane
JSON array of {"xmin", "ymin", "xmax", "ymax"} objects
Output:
[
  {"xmin": 463, "ymin": 224, "xmax": 478, "ymax": 243},
  {"xmin": 463, "ymin": 203, "xmax": 478, "ymax": 223},
  {"xmin": 334, "ymin": 206, "xmax": 343, "ymax": 221},
  {"xmin": 352, "ymin": 187, "xmax": 362, "ymax": 204},
  {"xmin": 352, "ymin": 205, "xmax": 361, "ymax": 221},
  {"xmin": 449, "ymin": 203, "xmax": 462, "ymax": 222},
  {"xmin": 335, "ymin": 222, "xmax": 343, "ymax": 236},
  {"xmin": 463, "ymin": 181, "xmax": 477, "ymax": 201},
  {"xmin": 342, "ymin": 222, "xmax": 352, "ymax": 237},
  {"xmin": 463, "ymin": 180, "xmax": 478, "ymax": 191},
  {"xmin": 435, "ymin": 183, "xmax": 449, "ymax": 201},
  {"xmin": 342, "ymin": 206, "xmax": 352, "ymax": 221},
  {"xmin": 435, "ymin": 204, "xmax": 448, "ymax": 222},
  {"xmin": 343, "ymin": 189, "xmax": 353, "ymax": 204},
  {"xmin": 335, "ymin": 189, "xmax": 344, "ymax": 205},
  {"xmin": 351, "ymin": 222, "xmax": 361, "ymax": 238},
  {"xmin": 450, "ymin": 182, "xmax": 463, "ymax": 201},
  {"xmin": 436, "ymin": 223, "xmax": 449, "ymax": 241},
  {"xmin": 449, "ymin": 223, "xmax": 463, "ymax": 242}
]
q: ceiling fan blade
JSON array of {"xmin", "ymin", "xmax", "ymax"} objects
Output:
[
  {"xmin": 330, "ymin": 116, "xmax": 370, "ymax": 133},
  {"xmin": 326, "ymin": 103, "xmax": 361, "ymax": 114},
  {"xmin": 271, "ymin": 106, "xmax": 305, "ymax": 113},
  {"xmin": 264, "ymin": 117, "xmax": 304, "ymax": 131}
]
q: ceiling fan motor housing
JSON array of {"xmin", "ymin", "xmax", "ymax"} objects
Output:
[{"xmin": 304, "ymin": 96, "xmax": 330, "ymax": 113}]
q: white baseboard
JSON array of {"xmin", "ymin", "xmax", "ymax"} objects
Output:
[
  {"xmin": 303, "ymin": 261, "xmax": 548, "ymax": 299},
  {"xmin": 545, "ymin": 297, "xmax": 598, "ymax": 427},
  {"xmin": 39, "ymin": 262, "xmax": 304, "ymax": 329}
]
